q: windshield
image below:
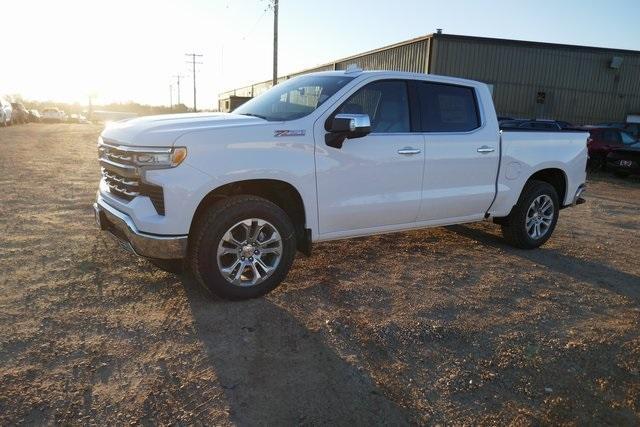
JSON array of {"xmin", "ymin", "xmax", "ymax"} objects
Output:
[{"xmin": 234, "ymin": 75, "xmax": 354, "ymax": 121}]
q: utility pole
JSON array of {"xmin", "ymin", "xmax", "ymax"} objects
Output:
[
  {"xmin": 272, "ymin": 0, "xmax": 278, "ymax": 87},
  {"xmin": 185, "ymin": 53, "xmax": 203, "ymax": 112},
  {"xmin": 172, "ymin": 74, "xmax": 184, "ymax": 106},
  {"xmin": 169, "ymin": 84, "xmax": 173, "ymax": 110}
]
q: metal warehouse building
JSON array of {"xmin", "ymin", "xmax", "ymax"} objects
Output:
[{"xmin": 218, "ymin": 33, "xmax": 640, "ymax": 124}]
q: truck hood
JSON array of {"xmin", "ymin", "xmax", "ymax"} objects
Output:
[{"xmin": 101, "ymin": 112, "xmax": 266, "ymax": 147}]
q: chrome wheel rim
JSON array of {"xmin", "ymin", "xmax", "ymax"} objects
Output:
[
  {"xmin": 216, "ymin": 218, "xmax": 283, "ymax": 287},
  {"xmin": 526, "ymin": 195, "xmax": 554, "ymax": 239}
]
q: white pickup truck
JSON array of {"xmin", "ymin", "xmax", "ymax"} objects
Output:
[{"xmin": 94, "ymin": 70, "xmax": 587, "ymax": 299}]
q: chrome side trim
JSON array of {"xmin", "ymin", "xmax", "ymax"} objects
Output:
[
  {"xmin": 94, "ymin": 198, "xmax": 187, "ymax": 259},
  {"xmin": 101, "ymin": 139, "xmax": 172, "ymax": 154}
]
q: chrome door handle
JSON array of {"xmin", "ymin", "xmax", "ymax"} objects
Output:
[
  {"xmin": 397, "ymin": 148, "xmax": 421, "ymax": 155},
  {"xmin": 477, "ymin": 145, "xmax": 495, "ymax": 153}
]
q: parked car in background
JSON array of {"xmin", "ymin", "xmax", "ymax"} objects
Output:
[
  {"xmin": 584, "ymin": 126, "xmax": 637, "ymax": 168},
  {"xmin": 597, "ymin": 122, "xmax": 640, "ymax": 140},
  {"xmin": 28, "ymin": 109, "xmax": 42, "ymax": 122},
  {"xmin": 0, "ymin": 99, "xmax": 12, "ymax": 126},
  {"xmin": 42, "ymin": 107, "xmax": 64, "ymax": 123},
  {"xmin": 11, "ymin": 103, "xmax": 29, "ymax": 124},
  {"xmin": 67, "ymin": 113, "xmax": 90, "ymax": 124},
  {"xmin": 555, "ymin": 120, "xmax": 578, "ymax": 130},
  {"xmin": 606, "ymin": 142, "xmax": 640, "ymax": 177},
  {"xmin": 500, "ymin": 119, "xmax": 562, "ymax": 130}
]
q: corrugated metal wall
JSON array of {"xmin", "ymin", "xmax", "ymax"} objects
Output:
[
  {"xmin": 431, "ymin": 37, "xmax": 640, "ymax": 124},
  {"xmin": 219, "ymin": 34, "xmax": 640, "ymax": 123},
  {"xmin": 333, "ymin": 39, "xmax": 429, "ymax": 73}
]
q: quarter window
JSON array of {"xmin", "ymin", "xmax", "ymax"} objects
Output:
[
  {"xmin": 336, "ymin": 80, "xmax": 410, "ymax": 133},
  {"xmin": 418, "ymin": 83, "xmax": 480, "ymax": 132}
]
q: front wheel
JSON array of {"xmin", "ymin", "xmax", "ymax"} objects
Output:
[
  {"xmin": 501, "ymin": 180, "xmax": 559, "ymax": 249},
  {"xmin": 189, "ymin": 195, "xmax": 296, "ymax": 299}
]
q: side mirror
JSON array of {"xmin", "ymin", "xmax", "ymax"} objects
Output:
[{"xmin": 325, "ymin": 113, "xmax": 371, "ymax": 149}]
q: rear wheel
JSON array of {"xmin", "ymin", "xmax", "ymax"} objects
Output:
[
  {"xmin": 189, "ymin": 195, "xmax": 296, "ymax": 299},
  {"xmin": 501, "ymin": 180, "xmax": 559, "ymax": 249}
]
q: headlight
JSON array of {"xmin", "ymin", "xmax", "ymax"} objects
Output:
[{"xmin": 134, "ymin": 147, "xmax": 187, "ymax": 168}]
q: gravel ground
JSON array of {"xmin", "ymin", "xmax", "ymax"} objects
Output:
[{"xmin": 1, "ymin": 123, "xmax": 639, "ymax": 425}]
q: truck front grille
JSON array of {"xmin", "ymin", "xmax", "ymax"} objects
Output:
[
  {"xmin": 102, "ymin": 168, "xmax": 139, "ymax": 200},
  {"xmin": 98, "ymin": 141, "xmax": 165, "ymax": 215}
]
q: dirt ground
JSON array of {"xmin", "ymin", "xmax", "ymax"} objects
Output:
[{"xmin": 0, "ymin": 123, "xmax": 639, "ymax": 425}]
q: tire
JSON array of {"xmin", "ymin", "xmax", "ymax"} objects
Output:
[
  {"xmin": 189, "ymin": 195, "xmax": 296, "ymax": 299},
  {"xmin": 149, "ymin": 258, "xmax": 184, "ymax": 274},
  {"xmin": 501, "ymin": 180, "xmax": 559, "ymax": 249}
]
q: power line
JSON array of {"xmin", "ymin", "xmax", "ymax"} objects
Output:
[{"xmin": 185, "ymin": 53, "xmax": 203, "ymax": 112}]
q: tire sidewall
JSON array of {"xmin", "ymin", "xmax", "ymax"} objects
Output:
[{"xmin": 193, "ymin": 197, "xmax": 296, "ymax": 299}]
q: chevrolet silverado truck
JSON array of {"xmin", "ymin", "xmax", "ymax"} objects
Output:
[{"xmin": 94, "ymin": 70, "xmax": 587, "ymax": 299}]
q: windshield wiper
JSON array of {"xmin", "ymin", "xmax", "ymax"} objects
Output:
[{"xmin": 240, "ymin": 113, "xmax": 269, "ymax": 120}]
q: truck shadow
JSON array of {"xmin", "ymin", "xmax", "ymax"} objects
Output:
[
  {"xmin": 180, "ymin": 277, "xmax": 410, "ymax": 425},
  {"xmin": 445, "ymin": 225, "xmax": 640, "ymax": 302}
]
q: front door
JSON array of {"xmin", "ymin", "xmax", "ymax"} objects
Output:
[{"xmin": 315, "ymin": 80, "xmax": 425, "ymax": 235}]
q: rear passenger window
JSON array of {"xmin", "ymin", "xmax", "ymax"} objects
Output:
[{"xmin": 418, "ymin": 83, "xmax": 480, "ymax": 132}]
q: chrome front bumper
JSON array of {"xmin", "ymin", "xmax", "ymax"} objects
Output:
[{"xmin": 93, "ymin": 199, "xmax": 188, "ymax": 259}]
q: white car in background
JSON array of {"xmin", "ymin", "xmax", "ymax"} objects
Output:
[
  {"xmin": 0, "ymin": 98, "xmax": 12, "ymax": 126},
  {"xmin": 42, "ymin": 107, "xmax": 65, "ymax": 123}
]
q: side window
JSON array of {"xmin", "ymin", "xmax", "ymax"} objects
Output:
[
  {"xmin": 336, "ymin": 80, "xmax": 410, "ymax": 133},
  {"xmin": 620, "ymin": 131, "xmax": 636, "ymax": 144},
  {"xmin": 418, "ymin": 83, "xmax": 480, "ymax": 132},
  {"xmin": 602, "ymin": 129, "xmax": 621, "ymax": 144}
]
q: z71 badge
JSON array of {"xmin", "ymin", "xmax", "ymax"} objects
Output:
[{"xmin": 274, "ymin": 130, "xmax": 306, "ymax": 137}]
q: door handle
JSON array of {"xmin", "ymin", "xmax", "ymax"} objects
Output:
[
  {"xmin": 397, "ymin": 148, "xmax": 421, "ymax": 155},
  {"xmin": 477, "ymin": 146, "xmax": 495, "ymax": 154}
]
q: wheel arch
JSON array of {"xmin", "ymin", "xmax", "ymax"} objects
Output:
[
  {"xmin": 493, "ymin": 167, "xmax": 568, "ymax": 225},
  {"xmin": 189, "ymin": 179, "xmax": 311, "ymax": 255},
  {"xmin": 527, "ymin": 167, "xmax": 568, "ymax": 206}
]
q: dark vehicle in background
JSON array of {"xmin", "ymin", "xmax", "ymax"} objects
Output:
[
  {"xmin": 584, "ymin": 126, "xmax": 638, "ymax": 168},
  {"xmin": 500, "ymin": 119, "xmax": 562, "ymax": 130},
  {"xmin": 607, "ymin": 143, "xmax": 640, "ymax": 177},
  {"xmin": 29, "ymin": 109, "xmax": 42, "ymax": 122},
  {"xmin": 11, "ymin": 103, "xmax": 29, "ymax": 124},
  {"xmin": 597, "ymin": 122, "xmax": 640, "ymax": 140}
]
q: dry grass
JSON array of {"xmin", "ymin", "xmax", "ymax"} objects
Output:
[{"xmin": 1, "ymin": 124, "xmax": 639, "ymax": 425}]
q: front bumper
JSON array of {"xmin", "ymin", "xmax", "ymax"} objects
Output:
[{"xmin": 93, "ymin": 198, "xmax": 188, "ymax": 259}]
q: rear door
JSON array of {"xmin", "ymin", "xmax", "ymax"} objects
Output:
[
  {"xmin": 416, "ymin": 82, "xmax": 500, "ymax": 221},
  {"xmin": 314, "ymin": 79, "xmax": 425, "ymax": 235}
]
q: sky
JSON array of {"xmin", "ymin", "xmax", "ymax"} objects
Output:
[{"xmin": 2, "ymin": 0, "xmax": 639, "ymax": 109}]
